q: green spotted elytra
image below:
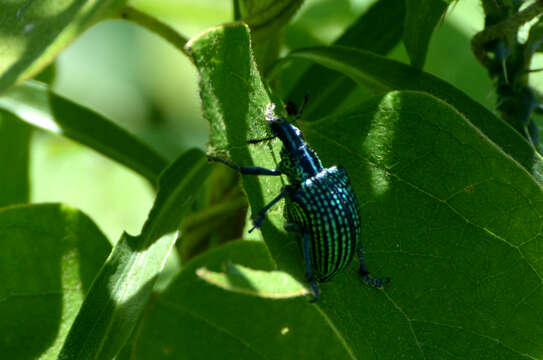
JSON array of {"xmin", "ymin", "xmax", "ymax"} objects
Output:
[{"xmin": 209, "ymin": 95, "xmax": 389, "ymax": 301}]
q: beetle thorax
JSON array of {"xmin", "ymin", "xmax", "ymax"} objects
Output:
[
  {"xmin": 274, "ymin": 126, "xmax": 323, "ymax": 184},
  {"xmin": 266, "ymin": 105, "xmax": 323, "ymax": 184}
]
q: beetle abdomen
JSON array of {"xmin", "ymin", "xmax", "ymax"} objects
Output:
[{"xmin": 286, "ymin": 166, "xmax": 361, "ymax": 282}]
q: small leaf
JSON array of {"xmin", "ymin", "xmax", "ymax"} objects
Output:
[
  {"xmin": 58, "ymin": 149, "xmax": 212, "ymax": 360},
  {"xmin": 286, "ymin": 0, "xmax": 406, "ymax": 120},
  {"xmin": 197, "ymin": 261, "xmax": 308, "ymax": 298},
  {"xmin": 404, "ymin": 0, "xmax": 448, "ymax": 69},
  {"xmin": 0, "ymin": 0, "xmax": 127, "ymax": 93},
  {"xmin": 287, "ymin": 46, "xmax": 541, "ymax": 176},
  {"xmin": 0, "ymin": 111, "xmax": 31, "ymax": 206},
  {"xmin": 0, "ymin": 81, "xmax": 167, "ymax": 184},
  {"xmin": 0, "ymin": 204, "xmax": 111, "ymax": 359}
]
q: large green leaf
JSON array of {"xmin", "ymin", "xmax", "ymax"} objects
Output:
[
  {"xmin": 285, "ymin": 0, "xmax": 406, "ymax": 119},
  {"xmin": 302, "ymin": 92, "xmax": 543, "ymax": 359},
  {"xmin": 123, "ymin": 241, "xmax": 354, "ymax": 359},
  {"xmin": 0, "ymin": 110, "xmax": 31, "ymax": 206},
  {"xmin": 0, "ymin": 81, "xmax": 167, "ymax": 184},
  {"xmin": 188, "ymin": 23, "xmax": 543, "ymax": 359},
  {"xmin": 403, "ymin": 0, "xmax": 448, "ymax": 69},
  {"xmin": 0, "ymin": 0, "xmax": 127, "ymax": 93},
  {"xmin": 58, "ymin": 149, "xmax": 212, "ymax": 360},
  {"xmin": 287, "ymin": 46, "xmax": 541, "ymax": 177},
  {"xmin": 0, "ymin": 204, "xmax": 111, "ymax": 359}
]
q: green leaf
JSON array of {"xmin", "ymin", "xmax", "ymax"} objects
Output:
[
  {"xmin": 0, "ymin": 111, "xmax": 31, "ymax": 207},
  {"xmin": 186, "ymin": 23, "xmax": 277, "ymax": 150},
  {"xmin": 285, "ymin": 0, "xmax": 406, "ymax": 120},
  {"xmin": 188, "ymin": 23, "xmax": 543, "ymax": 358},
  {"xmin": 0, "ymin": 0, "xmax": 127, "ymax": 93},
  {"xmin": 186, "ymin": 23, "xmax": 298, "ymax": 276},
  {"xmin": 0, "ymin": 204, "xmax": 111, "ymax": 359},
  {"xmin": 404, "ymin": 0, "xmax": 448, "ymax": 69},
  {"xmin": 287, "ymin": 46, "xmax": 541, "ymax": 176},
  {"xmin": 0, "ymin": 81, "xmax": 168, "ymax": 184},
  {"xmin": 125, "ymin": 241, "xmax": 354, "ymax": 359},
  {"xmin": 301, "ymin": 91, "xmax": 543, "ymax": 359},
  {"xmin": 197, "ymin": 261, "xmax": 308, "ymax": 299},
  {"xmin": 58, "ymin": 149, "xmax": 212, "ymax": 360}
]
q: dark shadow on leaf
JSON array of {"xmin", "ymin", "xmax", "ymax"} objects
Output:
[{"xmin": 0, "ymin": 204, "xmax": 110, "ymax": 359}]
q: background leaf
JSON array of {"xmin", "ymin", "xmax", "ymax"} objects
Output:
[
  {"xmin": 403, "ymin": 0, "xmax": 448, "ymax": 69},
  {"xmin": 0, "ymin": 0, "xmax": 127, "ymax": 93},
  {"xmin": 0, "ymin": 81, "xmax": 168, "ymax": 184},
  {"xmin": 188, "ymin": 23, "xmax": 543, "ymax": 358},
  {"xmin": 240, "ymin": 0, "xmax": 304, "ymax": 71},
  {"xmin": 0, "ymin": 204, "xmax": 111, "ymax": 359},
  {"xmin": 0, "ymin": 110, "xmax": 31, "ymax": 206},
  {"xmin": 285, "ymin": 0, "xmax": 406, "ymax": 119},
  {"xmin": 287, "ymin": 46, "xmax": 541, "ymax": 178},
  {"xmin": 59, "ymin": 149, "xmax": 212, "ymax": 360}
]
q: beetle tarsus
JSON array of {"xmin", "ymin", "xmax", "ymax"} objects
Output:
[
  {"xmin": 308, "ymin": 279, "xmax": 320, "ymax": 303},
  {"xmin": 361, "ymin": 272, "xmax": 390, "ymax": 289}
]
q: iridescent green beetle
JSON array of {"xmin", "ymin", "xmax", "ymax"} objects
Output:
[{"xmin": 210, "ymin": 96, "xmax": 389, "ymax": 301}]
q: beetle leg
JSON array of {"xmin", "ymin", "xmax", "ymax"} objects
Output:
[
  {"xmin": 249, "ymin": 186, "xmax": 290, "ymax": 232},
  {"xmin": 208, "ymin": 155, "xmax": 281, "ymax": 176},
  {"xmin": 247, "ymin": 136, "xmax": 276, "ymax": 144},
  {"xmin": 284, "ymin": 223, "xmax": 319, "ymax": 302},
  {"xmin": 302, "ymin": 231, "xmax": 320, "ymax": 302},
  {"xmin": 357, "ymin": 243, "xmax": 390, "ymax": 289}
]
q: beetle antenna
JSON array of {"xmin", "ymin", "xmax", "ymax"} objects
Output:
[{"xmin": 291, "ymin": 92, "xmax": 310, "ymax": 123}]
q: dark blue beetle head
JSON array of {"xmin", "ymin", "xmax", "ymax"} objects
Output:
[
  {"xmin": 265, "ymin": 103, "xmax": 305, "ymax": 152},
  {"xmin": 264, "ymin": 103, "xmax": 323, "ymax": 183}
]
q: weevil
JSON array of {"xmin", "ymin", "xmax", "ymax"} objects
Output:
[{"xmin": 209, "ymin": 96, "xmax": 389, "ymax": 301}]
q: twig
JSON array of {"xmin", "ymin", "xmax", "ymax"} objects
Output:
[
  {"xmin": 471, "ymin": 0, "xmax": 543, "ymax": 66},
  {"xmin": 114, "ymin": 6, "xmax": 189, "ymax": 56}
]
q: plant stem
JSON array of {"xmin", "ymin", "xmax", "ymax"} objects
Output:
[
  {"xmin": 472, "ymin": 0, "xmax": 543, "ymax": 66},
  {"xmin": 114, "ymin": 6, "xmax": 189, "ymax": 56}
]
